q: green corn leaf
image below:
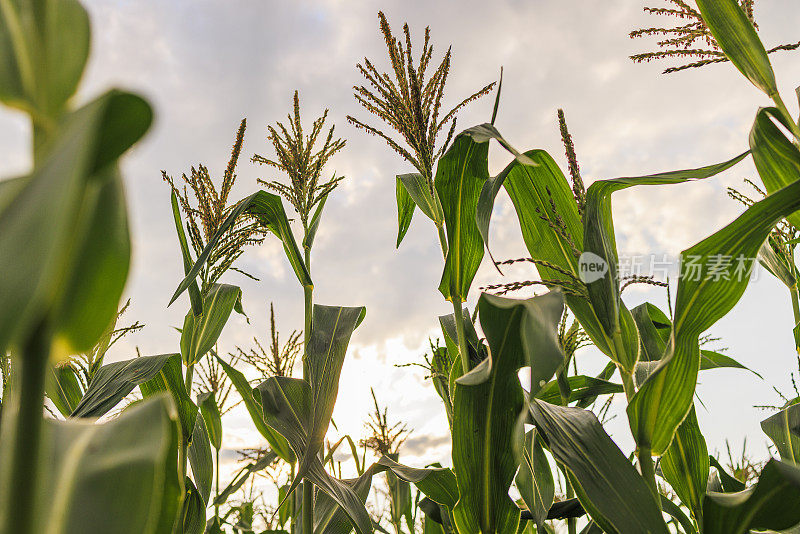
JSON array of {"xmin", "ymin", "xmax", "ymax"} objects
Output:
[
  {"xmin": 631, "ymin": 303, "xmax": 668, "ymax": 362},
  {"xmin": 660, "ymin": 406, "xmax": 709, "ymax": 525},
  {"xmin": 180, "ymin": 283, "xmax": 241, "ymax": 365},
  {"xmin": 702, "ymin": 459, "xmax": 800, "ymax": 534},
  {"xmin": 213, "ymin": 450, "xmax": 278, "ymax": 507},
  {"xmin": 759, "ymin": 239, "xmax": 797, "ymax": 289},
  {"xmin": 476, "ymin": 147, "xmax": 628, "ymax": 361},
  {"xmin": 170, "ymin": 190, "xmax": 311, "ymax": 306},
  {"xmin": 699, "ymin": 350, "xmax": 761, "ymax": 377},
  {"xmin": 0, "ymin": 394, "xmax": 182, "ymax": 534},
  {"xmin": 188, "ymin": 412, "xmax": 213, "ymax": 504},
  {"xmin": 761, "ymin": 403, "xmax": 800, "ymax": 463},
  {"xmin": 695, "ymin": 0, "xmax": 778, "ymax": 96},
  {"xmin": 529, "ymin": 400, "xmax": 667, "ymax": 534},
  {"xmin": 750, "ymin": 107, "xmax": 800, "ymax": 228},
  {"xmin": 315, "ymin": 458, "xmax": 457, "ymax": 534},
  {"xmin": 278, "ymin": 304, "xmax": 365, "ymax": 505},
  {"xmin": 0, "ymin": 90, "xmax": 151, "ymax": 354},
  {"xmin": 0, "ymin": 0, "xmax": 90, "ymax": 119},
  {"xmin": 515, "ymin": 429, "xmax": 554, "ymax": 529},
  {"xmin": 535, "ymin": 375, "xmax": 623, "ymax": 406},
  {"xmin": 256, "ymin": 376, "xmax": 373, "ymax": 534},
  {"xmin": 139, "ymin": 353, "xmax": 198, "ymax": 439},
  {"xmin": 708, "ymin": 456, "xmax": 746, "ymax": 493},
  {"xmin": 170, "ymin": 191, "xmax": 202, "ymax": 316},
  {"xmin": 395, "ymin": 175, "xmax": 416, "ymax": 247},
  {"xmin": 375, "ymin": 455, "xmax": 459, "ymax": 509},
  {"xmin": 398, "ymin": 172, "xmax": 444, "ymax": 226},
  {"xmin": 181, "ymin": 478, "xmax": 206, "ymax": 534},
  {"xmin": 216, "ymin": 354, "xmax": 295, "ymax": 463},
  {"xmin": 451, "ymin": 290, "xmax": 564, "ymax": 534},
  {"xmin": 660, "ymin": 496, "xmax": 697, "ymax": 534},
  {"xmin": 436, "ymin": 133, "xmax": 489, "ymax": 301},
  {"xmin": 70, "ymin": 353, "xmax": 173, "ymax": 418},
  {"xmin": 303, "ymin": 190, "xmax": 328, "ymax": 250},
  {"xmin": 198, "ymin": 390, "xmax": 222, "ymax": 450},
  {"xmin": 633, "ymin": 303, "xmax": 759, "ymax": 377},
  {"xmin": 581, "ymin": 150, "xmax": 749, "ymax": 369},
  {"xmin": 46, "ymin": 363, "xmax": 82, "ymax": 417},
  {"xmin": 628, "ymin": 176, "xmax": 800, "ymax": 455}
]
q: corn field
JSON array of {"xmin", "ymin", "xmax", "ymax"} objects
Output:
[{"xmin": 1, "ymin": 0, "xmax": 800, "ymax": 533}]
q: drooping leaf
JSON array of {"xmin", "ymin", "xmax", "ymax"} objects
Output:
[
  {"xmin": 213, "ymin": 450, "xmax": 278, "ymax": 506},
  {"xmin": 435, "ymin": 133, "xmax": 488, "ymax": 301},
  {"xmin": 0, "ymin": 394, "xmax": 182, "ymax": 534},
  {"xmin": 515, "ymin": 429, "xmax": 554, "ymax": 528},
  {"xmin": 695, "ymin": 0, "xmax": 778, "ymax": 96},
  {"xmin": 761, "ymin": 402, "xmax": 800, "ymax": 463},
  {"xmin": 0, "ymin": 90, "xmax": 151, "ymax": 354},
  {"xmin": 699, "ymin": 350, "xmax": 761, "ymax": 377},
  {"xmin": 398, "ymin": 172, "xmax": 444, "ymax": 226},
  {"xmin": 395, "ymin": 176, "xmax": 417, "ymax": 247},
  {"xmin": 629, "ymin": 175, "xmax": 800, "ymax": 455},
  {"xmin": 70, "ymin": 353, "xmax": 173, "ymax": 418},
  {"xmin": 170, "ymin": 190, "xmax": 311, "ymax": 306},
  {"xmin": 660, "ymin": 496, "xmax": 697, "ymax": 534},
  {"xmin": 451, "ymin": 290, "xmax": 564, "ymax": 534},
  {"xmin": 529, "ymin": 400, "xmax": 667, "ymax": 534},
  {"xmin": 288, "ymin": 305, "xmax": 365, "ymax": 500},
  {"xmin": 375, "ymin": 455, "xmax": 459, "ymax": 509},
  {"xmin": 180, "ymin": 283, "xmax": 241, "ymax": 365},
  {"xmin": 749, "ymin": 107, "xmax": 800, "ymax": 228},
  {"xmin": 198, "ymin": 390, "xmax": 222, "ymax": 451},
  {"xmin": 255, "ymin": 377, "xmax": 373, "ymax": 534},
  {"xmin": 708, "ymin": 455, "xmax": 746, "ymax": 493},
  {"xmin": 216, "ymin": 354, "xmax": 294, "ymax": 463},
  {"xmin": 702, "ymin": 459, "xmax": 800, "ymax": 534},
  {"xmin": 139, "ymin": 353, "xmax": 198, "ymax": 439},
  {"xmin": 535, "ymin": 375, "xmax": 623, "ymax": 406},
  {"xmin": 660, "ymin": 406, "xmax": 709, "ymax": 524},
  {"xmin": 188, "ymin": 412, "xmax": 213, "ymax": 504},
  {"xmin": 581, "ymin": 150, "xmax": 749, "ymax": 369}
]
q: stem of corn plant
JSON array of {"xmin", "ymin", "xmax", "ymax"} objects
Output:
[
  {"xmin": 434, "ymin": 220, "xmax": 471, "ymax": 374},
  {"xmin": 302, "ymin": 244, "xmax": 314, "ymax": 534},
  {"xmin": 215, "ymin": 447, "xmax": 220, "ymax": 519},
  {"xmin": 565, "ymin": 476, "xmax": 577, "ymax": 534},
  {"xmin": 2, "ymin": 320, "xmax": 51, "ymax": 534}
]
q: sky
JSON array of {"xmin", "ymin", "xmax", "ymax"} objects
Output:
[{"xmin": 2, "ymin": 0, "xmax": 800, "ymax": 506}]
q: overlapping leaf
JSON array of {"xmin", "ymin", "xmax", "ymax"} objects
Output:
[
  {"xmin": 629, "ymin": 176, "xmax": 800, "ymax": 455},
  {"xmin": 71, "ymin": 353, "xmax": 173, "ymax": 418},
  {"xmin": 0, "ymin": 394, "xmax": 183, "ymax": 534},
  {"xmin": 139, "ymin": 353, "xmax": 198, "ymax": 439},
  {"xmin": 435, "ymin": 133, "xmax": 489, "ymax": 301},
  {"xmin": 660, "ymin": 406, "xmax": 708, "ymax": 524},
  {"xmin": 703, "ymin": 459, "xmax": 800, "ymax": 534},
  {"xmin": 451, "ymin": 290, "xmax": 564, "ymax": 534},
  {"xmin": 761, "ymin": 402, "xmax": 800, "ymax": 463},
  {"xmin": 180, "ymin": 283, "xmax": 241, "ymax": 365},
  {"xmin": 529, "ymin": 400, "xmax": 667, "ymax": 534},
  {"xmin": 216, "ymin": 355, "xmax": 294, "ymax": 463},
  {"xmin": 515, "ymin": 429, "xmax": 554, "ymax": 529}
]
